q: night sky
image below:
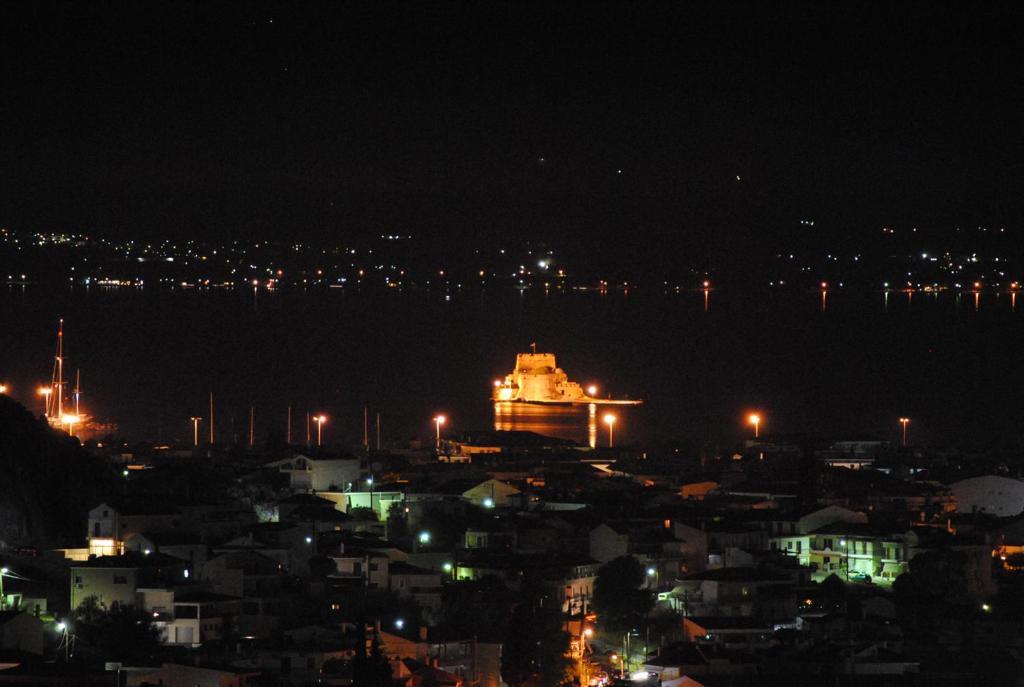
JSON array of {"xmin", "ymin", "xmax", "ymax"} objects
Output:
[{"xmin": 3, "ymin": 1, "xmax": 1024, "ymax": 259}]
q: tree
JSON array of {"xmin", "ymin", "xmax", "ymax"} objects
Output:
[
  {"xmin": 0, "ymin": 397, "xmax": 113, "ymax": 545},
  {"xmin": 351, "ymin": 622, "xmax": 393, "ymax": 687},
  {"xmin": 70, "ymin": 596, "xmax": 164, "ymax": 664},
  {"xmin": 437, "ymin": 576, "xmax": 516, "ymax": 641},
  {"xmin": 893, "ymin": 548, "xmax": 973, "ymax": 645},
  {"xmin": 386, "ymin": 501, "xmax": 410, "ymax": 543},
  {"xmin": 592, "ymin": 556, "xmax": 654, "ymax": 633},
  {"xmin": 501, "ymin": 583, "xmax": 571, "ymax": 687}
]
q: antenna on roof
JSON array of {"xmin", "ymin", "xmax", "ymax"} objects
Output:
[{"xmin": 530, "ymin": 342, "xmax": 536, "ymax": 354}]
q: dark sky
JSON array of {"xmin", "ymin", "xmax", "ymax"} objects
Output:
[{"xmin": 3, "ymin": 1, "xmax": 1023, "ymax": 256}]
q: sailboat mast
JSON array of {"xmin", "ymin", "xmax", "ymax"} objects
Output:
[
  {"xmin": 74, "ymin": 369, "xmax": 81, "ymax": 416},
  {"xmin": 287, "ymin": 405, "xmax": 292, "ymax": 444},
  {"xmin": 56, "ymin": 320, "xmax": 64, "ymax": 418}
]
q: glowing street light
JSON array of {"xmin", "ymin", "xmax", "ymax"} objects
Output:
[
  {"xmin": 190, "ymin": 416, "xmax": 202, "ymax": 446},
  {"xmin": 0, "ymin": 384, "xmax": 8, "ymax": 394},
  {"xmin": 313, "ymin": 414, "xmax": 327, "ymax": 447},
  {"xmin": 899, "ymin": 417, "xmax": 910, "ymax": 446},
  {"xmin": 37, "ymin": 386, "xmax": 52, "ymax": 416},
  {"xmin": 603, "ymin": 413, "xmax": 617, "ymax": 447},
  {"xmin": 747, "ymin": 413, "xmax": 761, "ymax": 439},
  {"xmin": 0, "ymin": 567, "xmax": 8, "ymax": 611},
  {"xmin": 55, "ymin": 620, "xmax": 72, "ymax": 661},
  {"xmin": 61, "ymin": 414, "xmax": 80, "ymax": 437},
  {"xmin": 586, "ymin": 384, "xmax": 598, "ymax": 397},
  {"xmin": 433, "ymin": 414, "xmax": 446, "ymax": 449},
  {"xmin": 418, "ymin": 531, "xmax": 431, "ymax": 546}
]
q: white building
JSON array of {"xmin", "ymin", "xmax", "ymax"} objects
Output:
[{"xmin": 950, "ymin": 475, "xmax": 1024, "ymax": 517}]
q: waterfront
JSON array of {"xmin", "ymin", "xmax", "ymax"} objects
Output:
[{"xmin": 2, "ymin": 284, "xmax": 1022, "ymax": 449}]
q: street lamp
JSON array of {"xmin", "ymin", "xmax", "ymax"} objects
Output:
[
  {"xmin": 586, "ymin": 384, "xmax": 598, "ymax": 397},
  {"xmin": 418, "ymin": 531, "xmax": 431, "ymax": 545},
  {"xmin": 899, "ymin": 417, "xmax": 910, "ymax": 446},
  {"xmin": 433, "ymin": 414, "xmax": 446, "ymax": 449},
  {"xmin": 55, "ymin": 621, "xmax": 72, "ymax": 662},
  {"xmin": 37, "ymin": 386, "xmax": 52, "ymax": 417},
  {"xmin": 314, "ymin": 414, "xmax": 327, "ymax": 447},
  {"xmin": 61, "ymin": 414, "xmax": 80, "ymax": 437},
  {"xmin": 603, "ymin": 413, "xmax": 616, "ymax": 447},
  {"xmin": 0, "ymin": 384, "xmax": 8, "ymax": 394},
  {"xmin": 190, "ymin": 416, "xmax": 202, "ymax": 446},
  {"xmin": 747, "ymin": 413, "xmax": 761, "ymax": 439}
]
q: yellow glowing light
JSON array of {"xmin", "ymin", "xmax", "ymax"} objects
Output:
[
  {"xmin": 820, "ymin": 281, "xmax": 828, "ymax": 289},
  {"xmin": 748, "ymin": 413, "xmax": 760, "ymax": 425},
  {"xmin": 702, "ymin": 280, "xmax": 710, "ymax": 288},
  {"xmin": 586, "ymin": 385, "xmax": 598, "ymax": 396},
  {"xmin": 583, "ymin": 628, "xmax": 594, "ymax": 637},
  {"xmin": 0, "ymin": 384, "xmax": 7, "ymax": 394},
  {"xmin": 61, "ymin": 414, "xmax": 80, "ymax": 424},
  {"xmin": 603, "ymin": 414, "xmax": 616, "ymax": 426},
  {"xmin": 493, "ymin": 379, "xmax": 502, "ymax": 387},
  {"xmin": 315, "ymin": 415, "xmax": 327, "ymax": 423},
  {"xmin": 37, "ymin": 386, "xmax": 52, "ymax": 396},
  {"xmin": 434, "ymin": 415, "xmax": 446, "ymax": 425}
]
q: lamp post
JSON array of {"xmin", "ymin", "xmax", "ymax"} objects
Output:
[
  {"xmin": 578, "ymin": 626, "xmax": 593, "ymax": 686},
  {"xmin": 61, "ymin": 414, "xmax": 80, "ymax": 437},
  {"xmin": 840, "ymin": 539, "xmax": 849, "ymax": 580},
  {"xmin": 603, "ymin": 413, "xmax": 616, "ymax": 448},
  {"xmin": 38, "ymin": 386, "xmax": 52, "ymax": 417},
  {"xmin": 56, "ymin": 621, "xmax": 72, "ymax": 662},
  {"xmin": 433, "ymin": 414, "xmax": 446, "ymax": 449},
  {"xmin": 190, "ymin": 416, "xmax": 202, "ymax": 446},
  {"xmin": 747, "ymin": 413, "xmax": 761, "ymax": 439},
  {"xmin": 646, "ymin": 565, "xmax": 659, "ymax": 590},
  {"xmin": 899, "ymin": 417, "xmax": 910, "ymax": 447},
  {"xmin": 314, "ymin": 414, "xmax": 327, "ymax": 447}
]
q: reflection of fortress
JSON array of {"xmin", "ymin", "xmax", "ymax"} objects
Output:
[{"xmin": 491, "ymin": 352, "xmax": 641, "ymax": 405}]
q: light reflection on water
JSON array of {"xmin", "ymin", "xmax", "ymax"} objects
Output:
[{"xmin": 493, "ymin": 401, "xmax": 636, "ymax": 448}]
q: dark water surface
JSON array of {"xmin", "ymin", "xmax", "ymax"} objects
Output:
[{"xmin": 2, "ymin": 285, "xmax": 1022, "ymax": 450}]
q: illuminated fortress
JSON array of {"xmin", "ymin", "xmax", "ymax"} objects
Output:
[{"xmin": 492, "ymin": 351, "xmax": 641, "ymax": 405}]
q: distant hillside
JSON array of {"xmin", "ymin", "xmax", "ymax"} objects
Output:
[{"xmin": 0, "ymin": 396, "xmax": 113, "ymax": 547}]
